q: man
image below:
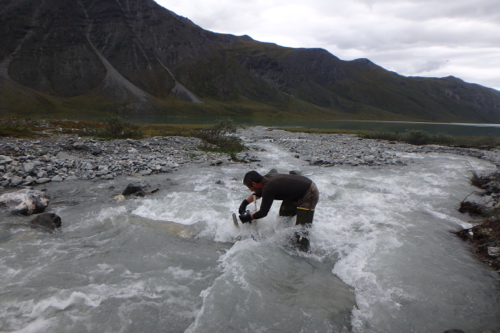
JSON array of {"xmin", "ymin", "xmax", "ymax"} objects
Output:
[{"xmin": 238, "ymin": 170, "xmax": 319, "ymax": 251}]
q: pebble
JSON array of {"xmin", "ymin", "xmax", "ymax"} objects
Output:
[
  {"xmin": 238, "ymin": 127, "xmax": 500, "ymax": 168},
  {"xmin": 0, "ymin": 127, "xmax": 499, "ymax": 188},
  {"xmin": 0, "ymin": 135, "xmax": 228, "ymax": 188}
]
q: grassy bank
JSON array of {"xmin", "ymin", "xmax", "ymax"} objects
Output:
[
  {"xmin": 0, "ymin": 117, "xmax": 244, "ymax": 157},
  {"xmin": 276, "ymin": 127, "xmax": 374, "ymax": 136},
  {"xmin": 361, "ymin": 130, "xmax": 499, "ymax": 149},
  {"xmin": 2, "ymin": 116, "xmax": 499, "ymax": 153},
  {"xmin": 278, "ymin": 126, "xmax": 500, "ymax": 149}
]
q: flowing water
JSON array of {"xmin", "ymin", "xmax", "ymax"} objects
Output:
[{"xmin": 1, "ymin": 137, "xmax": 500, "ymax": 333}]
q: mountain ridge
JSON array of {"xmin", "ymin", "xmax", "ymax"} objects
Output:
[{"xmin": 1, "ymin": 0, "xmax": 500, "ymax": 123}]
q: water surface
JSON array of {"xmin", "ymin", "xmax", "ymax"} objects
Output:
[{"xmin": 1, "ymin": 135, "xmax": 499, "ymax": 332}]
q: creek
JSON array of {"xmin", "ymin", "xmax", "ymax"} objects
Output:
[{"xmin": 0, "ymin": 137, "xmax": 499, "ymax": 333}]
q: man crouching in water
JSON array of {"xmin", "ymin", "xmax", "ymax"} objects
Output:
[{"xmin": 238, "ymin": 170, "xmax": 319, "ymax": 252}]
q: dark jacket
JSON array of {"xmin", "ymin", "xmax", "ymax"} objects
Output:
[{"xmin": 252, "ymin": 173, "xmax": 312, "ymax": 219}]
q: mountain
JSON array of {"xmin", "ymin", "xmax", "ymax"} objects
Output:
[{"xmin": 1, "ymin": 0, "xmax": 500, "ymax": 123}]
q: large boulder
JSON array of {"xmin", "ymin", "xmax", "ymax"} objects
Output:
[
  {"xmin": 122, "ymin": 183, "xmax": 145, "ymax": 197},
  {"xmin": 0, "ymin": 189, "xmax": 50, "ymax": 215},
  {"xmin": 29, "ymin": 213, "xmax": 62, "ymax": 230},
  {"xmin": 121, "ymin": 183, "xmax": 160, "ymax": 197}
]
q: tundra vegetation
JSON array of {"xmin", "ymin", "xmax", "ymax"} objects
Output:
[
  {"xmin": 0, "ymin": 116, "xmax": 245, "ymax": 156},
  {"xmin": 2, "ymin": 117, "xmax": 499, "ymax": 150},
  {"xmin": 362, "ymin": 130, "xmax": 499, "ymax": 148},
  {"xmin": 278, "ymin": 127, "xmax": 500, "ymax": 149}
]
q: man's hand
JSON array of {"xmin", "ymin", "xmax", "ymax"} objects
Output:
[
  {"xmin": 239, "ymin": 213, "xmax": 252, "ymax": 223},
  {"xmin": 238, "ymin": 199, "xmax": 250, "ymax": 214}
]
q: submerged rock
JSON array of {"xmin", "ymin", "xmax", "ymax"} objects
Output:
[
  {"xmin": 122, "ymin": 183, "xmax": 145, "ymax": 196},
  {"xmin": 29, "ymin": 212, "xmax": 62, "ymax": 230}
]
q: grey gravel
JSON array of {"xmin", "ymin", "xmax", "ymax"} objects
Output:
[
  {"xmin": 238, "ymin": 127, "xmax": 500, "ymax": 168},
  {"xmin": 1, "ymin": 126, "xmax": 500, "ymax": 188},
  {"xmin": 0, "ymin": 135, "xmax": 230, "ymax": 188}
]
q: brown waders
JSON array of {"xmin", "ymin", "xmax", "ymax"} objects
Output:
[{"xmin": 279, "ymin": 182, "xmax": 319, "ymax": 252}]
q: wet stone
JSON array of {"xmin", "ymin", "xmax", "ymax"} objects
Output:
[
  {"xmin": 10, "ymin": 176, "xmax": 23, "ymax": 186},
  {"xmin": 1, "ymin": 129, "xmax": 500, "ymax": 189},
  {"xmin": 51, "ymin": 175, "xmax": 64, "ymax": 182}
]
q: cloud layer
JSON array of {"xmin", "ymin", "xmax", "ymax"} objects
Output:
[{"xmin": 155, "ymin": 0, "xmax": 500, "ymax": 90}]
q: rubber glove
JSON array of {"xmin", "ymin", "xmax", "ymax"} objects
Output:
[
  {"xmin": 238, "ymin": 199, "xmax": 249, "ymax": 214},
  {"xmin": 239, "ymin": 213, "xmax": 252, "ymax": 223}
]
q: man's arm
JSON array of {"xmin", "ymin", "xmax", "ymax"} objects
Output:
[
  {"xmin": 251, "ymin": 194, "xmax": 273, "ymax": 220},
  {"xmin": 246, "ymin": 193, "xmax": 262, "ymax": 203}
]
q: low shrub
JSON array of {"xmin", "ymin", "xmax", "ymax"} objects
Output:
[
  {"xmin": 472, "ymin": 135, "xmax": 497, "ymax": 148},
  {"xmin": 363, "ymin": 131, "xmax": 400, "ymax": 141},
  {"xmin": 434, "ymin": 133, "xmax": 454, "ymax": 145},
  {"xmin": 0, "ymin": 117, "xmax": 44, "ymax": 138},
  {"xmin": 99, "ymin": 116, "xmax": 143, "ymax": 139},
  {"xmin": 195, "ymin": 118, "xmax": 245, "ymax": 156},
  {"xmin": 403, "ymin": 130, "xmax": 431, "ymax": 145}
]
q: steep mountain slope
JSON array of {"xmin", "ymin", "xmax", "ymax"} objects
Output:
[{"xmin": 1, "ymin": 0, "xmax": 500, "ymax": 122}]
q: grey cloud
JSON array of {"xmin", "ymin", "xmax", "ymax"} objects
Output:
[
  {"xmin": 314, "ymin": 14, "xmax": 499, "ymax": 54},
  {"xmin": 154, "ymin": 0, "xmax": 500, "ymax": 90},
  {"xmin": 363, "ymin": 0, "xmax": 500, "ymax": 24},
  {"xmin": 410, "ymin": 59, "xmax": 449, "ymax": 74}
]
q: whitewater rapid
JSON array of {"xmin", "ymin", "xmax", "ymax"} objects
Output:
[{"xmin": 1, "ymin": 133, "xmax": 499, "ymax": 333}]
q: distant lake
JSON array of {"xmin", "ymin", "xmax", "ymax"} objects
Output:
[{"xmin": 129, "ymin": 116, "xmax": 500, "ymax": 137}]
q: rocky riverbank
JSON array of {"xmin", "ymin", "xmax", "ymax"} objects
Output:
[
  {"xmin": 0, "ymin": 135, "xmax": 221, "ymax": 187},
  {"xmin": 1, "ymin": 127, "xmax": 499, "ymax": 332},
  {"xmin": 239, "ymin": 127, "xmax": 500, "ymax": 168},
  {"xmin": 456, "ymin": 170, "xmax": 500, "ymax": 271},
  {"xmin": 2, "ymin": 126, "xmax": 500, "ymax": 188}
]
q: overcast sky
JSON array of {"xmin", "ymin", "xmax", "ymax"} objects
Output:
[{"xmin": 154, "ymin": 0, "xmax": 500, "ymax": 91}]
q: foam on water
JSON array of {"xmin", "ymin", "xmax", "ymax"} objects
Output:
[
  {"xmin": 305, "ymin": 155, "xmax": 500, "ymax": 332},
  {"xmin": 1, "ymin": 137, "xmax": 500, "ymax": 332},
  {"xmin": 0, "ymin": 198, "xmax": 226, "ymax": 332},
  {"xmin": 186, "ymin": 239, "xmax": 355, "ymax": 333},
  {"xmin": 129, "ymin": 140, "xmax": 500, "ymax": 332}
]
